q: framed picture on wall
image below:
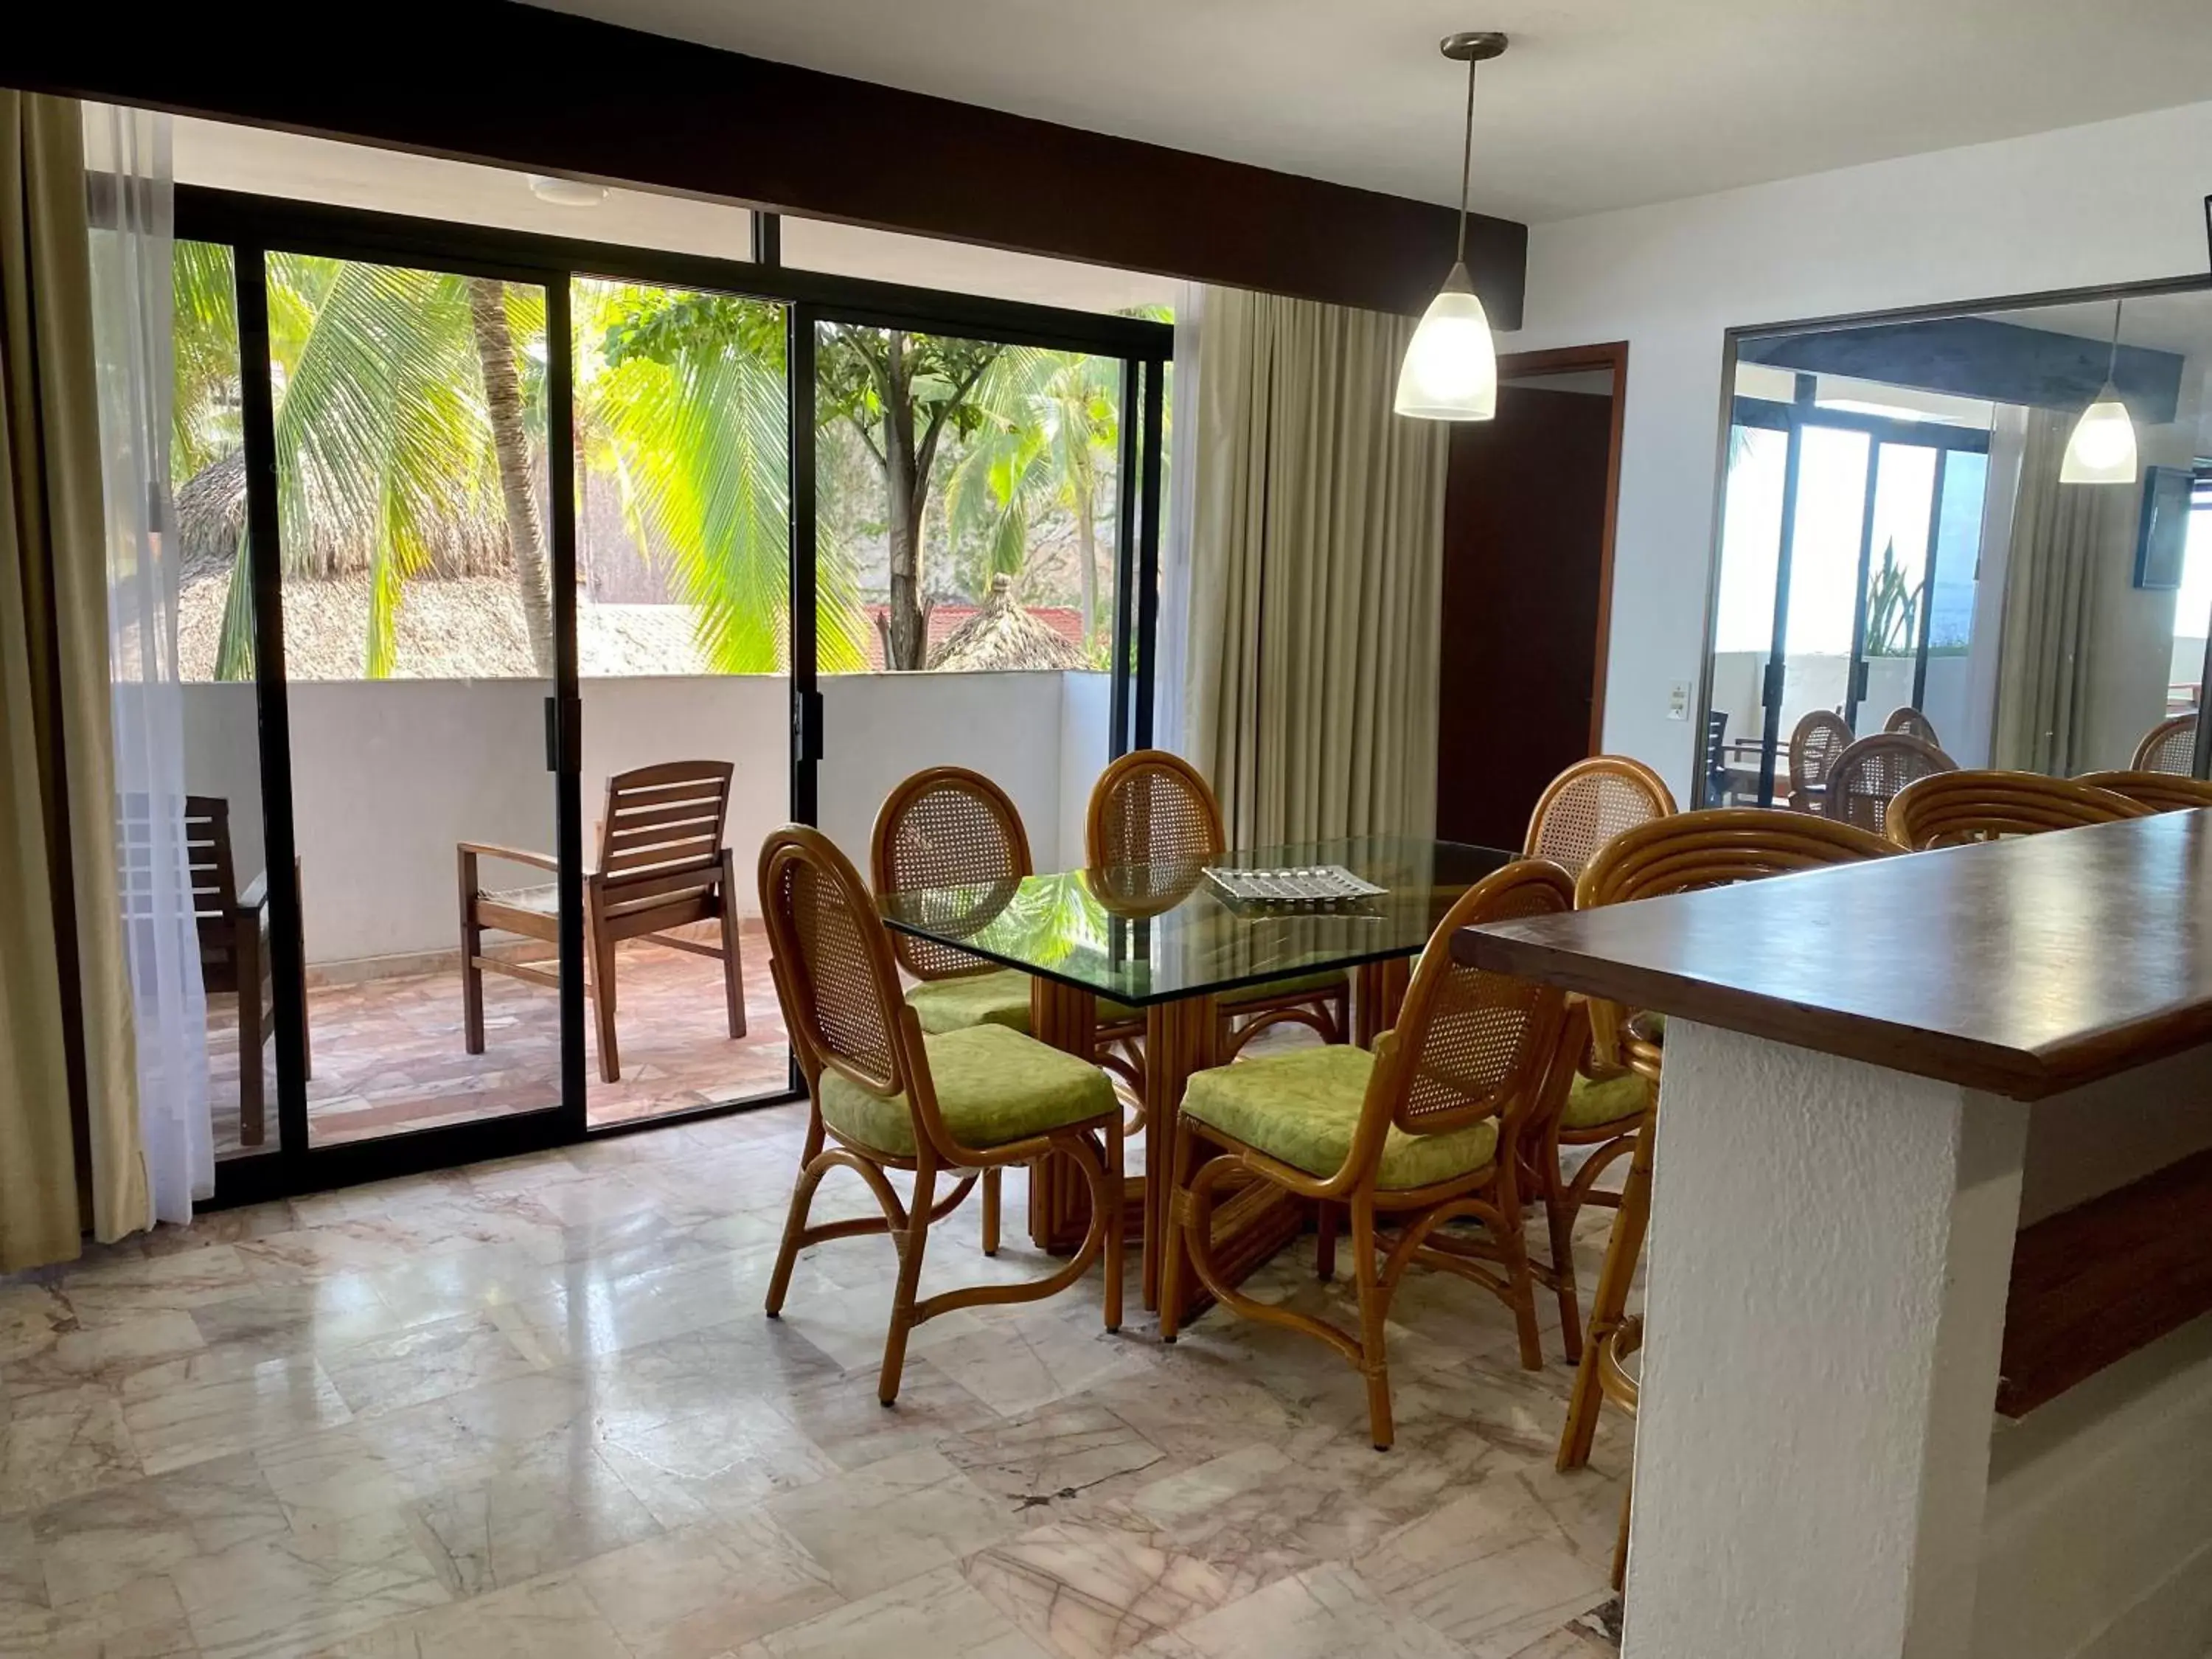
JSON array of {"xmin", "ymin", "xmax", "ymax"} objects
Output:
[{"xmin": 2135, "ymin": 465, "xmax": 2193, "ymax": 591}]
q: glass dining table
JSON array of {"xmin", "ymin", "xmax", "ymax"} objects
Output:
[{"xmin": 877, "ymin": 834, "xmax": 1520, "ymax": 1318}]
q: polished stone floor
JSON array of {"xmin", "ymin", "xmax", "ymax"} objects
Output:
[{"xmin": 0, "ymin": 1100, "xmax": 1632, "ymax": 1658}]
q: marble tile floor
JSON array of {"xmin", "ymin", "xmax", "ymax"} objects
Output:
[
  {"xmin": 207, "ymin": 923, "xmax": 792, "ymax": 1159},
  {"xmin": 1, "ymin": 1102, "xmax": 1635, "ymax": 1658}
]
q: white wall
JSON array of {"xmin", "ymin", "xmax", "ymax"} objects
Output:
[
  {"xmin": 179, "ymin": 670, "xmax": 1112, "ymax": 966},
  {"xmin": 1514, "ymin": 99, "xmax": 2212, "ymax": 801}
]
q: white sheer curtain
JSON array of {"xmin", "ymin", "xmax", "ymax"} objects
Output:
[
  {"xmin": 86, "ymin": 103, "xmax": 212, "ymax": 1221},
  {"xmin": 1152, "ymin": 284, "xmax": 1202, "ymax": 757}
]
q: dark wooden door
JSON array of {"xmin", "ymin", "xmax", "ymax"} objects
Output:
[{"xmin": 1436, "ymin": 383, "xmax": 1616, "ymax": 849}]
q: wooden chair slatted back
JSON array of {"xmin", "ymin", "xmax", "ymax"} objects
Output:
[
  {"xmin": 183, "ymin": 796, "xmax": 240, "ymax": 930},
  {"xmin": 1578, "ymin": 808, "xmax": 1897, "ymax": 1077},
  {"xmin": 1087, "ymin": 749, "xmax": 1225, "ymax": 869},
  {"xmin": 1523, "ymin": 757, "xmax": 1677, "ymax": 877},
  {"xmin": 598, "ymin": 761, "xmax": 733, "ymax": 899},
  {"xmin": 1787, "ymin": 710, "xmax": 1854, "ymax": 806},
  {"xmin": 2074, "ymin": 770, "xmax": 2212, "ymax": 814},
  {"xmin": 759, "ymin": 826, "xmax": 908, "ymax": 1099},
  {"xmin": 871, "ymin": 768, "xmax": 1033, "ymax": 981},
  {"xmin": 2131, "ymin": 713, "xmax": 2198, "ymax": 774},
  {"xmin": 1884, "ymin": 706, "xmax": 1940, "ymax": 747},
  {"xmin": 1382, "ymin": 860, "xmax": 1576, "ymax": 1140},
  {"xmin": 1884, "ymin": 770, "xmax": 2150, "ymax": 850},
  {"xmin": 1823, "ymin": 733, "xmax": 1956, "ymax": 835}
]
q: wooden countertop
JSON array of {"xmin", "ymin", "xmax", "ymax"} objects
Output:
[{"xmin": 1455, "ymin": 811, "xmax": 2212, "ymax": 1100}]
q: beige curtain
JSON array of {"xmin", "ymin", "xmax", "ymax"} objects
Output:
[
  {"xmin": 1991, "ymin": 409, "xmax": 2130, "ymax": 775},
  {"xmin": 1183, "ymin": 288, "xmax": 1450, "ymax": 847},
  {"xmin": 1, "ymin": 91, "xmax": 147, "ymax": 1270}
]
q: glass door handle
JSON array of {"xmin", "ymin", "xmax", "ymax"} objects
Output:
[{"xmin": 793, "ymin": 690, "xmax": 824, "ymax": 763}]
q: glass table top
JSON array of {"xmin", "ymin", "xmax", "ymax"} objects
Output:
[{"xmin": 877, "ymin": 835, "xmax": 1519, "ymax": 1006}]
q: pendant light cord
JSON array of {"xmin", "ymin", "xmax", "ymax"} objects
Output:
[
  {"xmin": 1454, "ymin": 52, "xmax": 1478, "ymax": 264},
  {"xmin": 2106, "ymin": 297, "xmax": 2123, "ymax": 380}
]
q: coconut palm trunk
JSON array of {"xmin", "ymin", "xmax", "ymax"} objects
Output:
[
  {"xmin": 880, "ymin": 334, "xmax": 932, "ymax": 671},
  {"xmin": 468, "ymin": 276, "xmax": 556, "ymax": 675}
]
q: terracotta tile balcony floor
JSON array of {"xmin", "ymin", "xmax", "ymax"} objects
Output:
[
  {"xmin": 206, "ymin": 921, "xmax": 792, "ymax": 1156},
  {"xmin": 0, "ymin": 1102, "xmax": 1633, "ymax": 1658}
]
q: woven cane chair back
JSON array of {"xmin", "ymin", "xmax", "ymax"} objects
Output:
[
  {"xmin": 871, "ymin": 768, "xmax": 1033, "ymax": 981},
  {"xmin": 760, "ymin": 827, "xmax": 908, "ymax": 1097},
  {"xmin": 1524, "ymin": 757, "xmax": 1677, "ymax": 877},
  {"xmin": 1885, "ymin": 771, "xmax": 2149, "ymax": 851},
  {"xmin": 1823, "ymin": 733, "xmax": 1955, "ymax": 835},
  {"xmin": 1087, "ymin": 749, "xmax": 1225, "ymax": 869},
  {"xmin": 2132, "ymin": 713, "xmax": 2199, "ymax": 774}
]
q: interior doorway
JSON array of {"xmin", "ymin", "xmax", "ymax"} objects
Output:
[{"xmin": 1434, "ymin": 343, "xmax": 1627, "ymax": 847}]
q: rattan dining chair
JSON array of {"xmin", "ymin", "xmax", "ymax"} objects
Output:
[
  {"xmin": 1884, "ymin": 770, "xmax": 2149, "ymax": 850},
  {"xmin": 760, "ymin": 826, "xmax": 1124, "ymax": 1403},
  {"xmin": 1555, "ymin": 809, "xmax": 1899, "ymax": 1582},
  {"xmin": 1787, "ymin": 709, "xmax": 1852, "ymax": 813},
  {"xmin": 872, "ymin": 766, "xmax": 1144, "ymax": 1253},
  {"xmin": 1158, "ymin": 859, "xmax": 1576, "ymax": 1451},
  {"xmin": 1523, "ymin": 755, "xmax": 1678, "ymax": 877},
  {"xmin": 2075, "ymin": 770, "xmax": 2212, "ymax": 814},
  {"xmin": 1086, "ymin": 750, "xmax": 1350, "ymax": 1055},
  {"xmin": 2132, "ymin": 712, "xmax": 2198, "ymax": 773},
  {"xmin": 1883, "ymin": 706, "xmax": 1941, "ymax": 747},
  {"xmin": 1822, "ymin": 731, "xmax": 1955, "ymax": 836}
]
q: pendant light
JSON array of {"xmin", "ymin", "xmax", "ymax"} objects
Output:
[
  {"xmin": 1394, "ymin": 31, "xmax": 1507, "ymax": 422},
  {"xmin": 2060, "ymin": 298, "xmax": 2138, "ymax": 485}
]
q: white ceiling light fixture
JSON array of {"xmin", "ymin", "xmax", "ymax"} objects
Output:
[
  {"xmin": 527, "ymin": 175, "xmax": 608, "ymax": 208},
  {"xmin": 1394, "ymin": 29, "xmax": 1507, "ymax": 422},
  {"xmin": 2060, "ymin": 298, "xmax": 2138, "ymax": 485}
]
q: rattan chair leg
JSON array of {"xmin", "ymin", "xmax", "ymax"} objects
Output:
[
  {"xmin": 1503, "ymin": 1213, "xmax": 1545, "ymax": 1372},
  {"xmin": 765, "ymin": 1117, "xmax": 829, "ymax": 1318},
  {"xmin": 879, "ymin": 1156, "xmax": 939, "ymax": 1405},
  {"xmin": 1315, "ymin": 1201, "xmax": 1339, "ymax": 1281},
  {"xmin": 1158, "ymin": 1118, "xmax": 1198, "ymax": 1343},
  {"xmin": 1102, "ymin": 1123, "xmax": 1124, "ymax": 1334},
  {"xmin": 981, "ymin": 1166, "xmax": 1001, "ymax": 1256},
  {"xmin": 1559, "ymin": 1116, "xmax": 1653, "ymax": 1472},
  {"xmin": 1545, "ymin": 1193, "xmax": 1584, "ymax": 1365},
  {"xmin": 1350, "ymin": 1197, "xmax": 1395, "ymax": 1450}
]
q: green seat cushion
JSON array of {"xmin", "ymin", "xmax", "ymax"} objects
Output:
[
  {"xmin": 905, "ymin": 969, "xmax": 1034, "ymax": 1036},
  {"xmin": 1182, "ymin": 1045, "xmax": 1498, "ymax": 1191},
  {"xmin": 1561, "ymin": 1070, "xmax": 1647, "ymax": 1131},
  {"xmin": 818, "ymin": 1023, "xmax": 1116, "ymax": 1157},
  {"xmin": 1223, "ymin": 967, "xmax": 1349, "ymax": 1008}
]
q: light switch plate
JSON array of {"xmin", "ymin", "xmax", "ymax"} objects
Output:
[{"xmin": 1667, "ymin": 681, "xmax": 1691, "ymax": 720}]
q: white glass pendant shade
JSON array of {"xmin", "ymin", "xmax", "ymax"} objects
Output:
[
  {"xmin": 1394, "ymin": 264, "xmax": 1497, "ymax": 421},
  {"xmin": 2059, "ymin": 383, "xmax": 2138, "ymax": 484}
]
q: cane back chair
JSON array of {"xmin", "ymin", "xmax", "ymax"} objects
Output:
[
  {"xmin": 1787, "ymin": 710, "xmax": 1853, "ymax": 813},
  {"xmin": 1821, "ymin": 731, "xmax": 1955, "ymax": 837},
  {"xmin": 2132, "ymin": 712, "xmax": 2198, "ymax": 774},
  {"xmin": 2074, "ymin": 769, "xmax": 2212, "ymax": 815},
  {"xmin": 1884, "ymin": 770, "xmax": 2149, "ymax": 851}
]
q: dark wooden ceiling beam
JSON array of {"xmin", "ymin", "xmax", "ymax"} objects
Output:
[{"xmin": 11, "ymin": 2, "xmax": 1525, "ymax": 322}]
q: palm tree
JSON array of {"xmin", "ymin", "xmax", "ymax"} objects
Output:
[
  {"xmin": 467, "ymin": 277, "xmax": 554, "ymax": 674},
  {"xmin": 946, "ymin": 346, "xmax": 1121, "ymax": 650}
]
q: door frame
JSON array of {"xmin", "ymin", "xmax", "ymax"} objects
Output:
[
  {"xmin": 1495, "ymin": 341, "xmax": 1628, "ymax": 752},
  {"xmin": 183, "ymin": 187, "xmax": 1172, "ymax": 1208}
]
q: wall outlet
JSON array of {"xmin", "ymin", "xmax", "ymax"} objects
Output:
[{"xmin": 1667, "ymin": 681, "xmax": 1692, "ymax": 720}]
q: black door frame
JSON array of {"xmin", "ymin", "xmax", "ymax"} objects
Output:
[{"xmin": 186, "ymin": 187, "xmax": 1171, "ymax": 1207}]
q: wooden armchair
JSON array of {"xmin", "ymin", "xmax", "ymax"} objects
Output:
[
  {"xmin": 1884, "ymin": 769, "xmax": 2149, "ymax": 850},
  {"xmin": 2075, "ymin": 770, "xmax": 2212, "ymax": 814},
  {"xmin": 1787, "ymin": 709, "xmax": 1852, "ymax": 813},
  {"xmin": 183, "ymin": 796, "xmax": 307, "ymax": 1147},
  {"xmin": 1554, "ymin": 809, "xmax": 1899, "ymax": 1584},
  {"xmin": 1822, "ymin": 731, "xmax": 1955, "ymax": 836},
  {"xmin": 459, "ymin": 759, "xmax": 745, "ymax": 1084},
  {"xmin": 1088, "ymin": 749, "xmax": 1349, "ymax": 1055},
  {"xmin": 2132, "ymin": 712, "xmax": 2198, "ymax": 773},
  {"xmin": 1159, "ymin": 859, "xmax": 1576, "ymax": 1450},
  {"xmin": 760, "ymin": 825, "xmax": 1122, "ymax": 1403}
]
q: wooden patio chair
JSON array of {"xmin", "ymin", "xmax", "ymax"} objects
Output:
[
  {"xmin": 1883, "ymin": 705, "xmax": 1941, "ymax": 747},
  {"xmin": 1523, "ymin": 754, "xmax": 1677, "ymax": 877},
  {"xmin": 181, "ymin": 796, "xmax": 307, "ymax": 1148},
  {"xmin": 1087, "ymin": 749, "xmax": 1349, "ymax": 1056},
  {"xmin": 459, "ymin": 759, "xmax": 745, "ymax": 1084},
  {"xmin": 1554, "ymin": 808, "xmax": 1899, "ymax": 1586},
  {"xmin": 871, "ymin": 765, "xmax": 1143, "ymax": 1253},
  {"xmin": 2131, "ymin": 712, "xmax": 2198, "ymax": 774},
  {"xmin": 1158, "ymin": 858, "xmax": 1576, "ymax": 1450},
  {"xmin": 1884, "ymin": 769, "xmax": 2149, "ymax": 851},
  {"xmin": 1787, "ymin": 709, "xmax": 1852, "ymax": 813},
  {"xmin": 2075, "ymin": 770, "xmax": 2212, "ymax": 814},
  {"xmin": 760, "ymin": 825, "xmax": 1123, "ymax": 1403},
  {"xmin": 1822, "ymin": 731, "xmax": 1955, "ymax": 837}
]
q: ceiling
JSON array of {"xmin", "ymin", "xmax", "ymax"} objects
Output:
[{"xmin": 520, "ymin": 0, "xmax": 2212, "ymax": 223}]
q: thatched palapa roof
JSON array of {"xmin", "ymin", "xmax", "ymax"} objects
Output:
[{"xmin": 928, "ymin": 574, "xmax": 1090, "ymax": 672}]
